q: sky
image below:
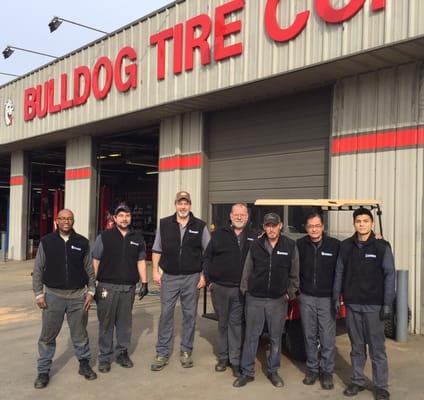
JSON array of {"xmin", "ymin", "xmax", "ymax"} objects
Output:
[{"xmin": 0, "ymin": 0, "xmax": 171, "ymax": 86}]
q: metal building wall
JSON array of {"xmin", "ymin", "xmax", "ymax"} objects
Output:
[
  {"xmin": 207, "ymin": 88, "xmax": 331, "ymax": 203},
  {"xmin": 330, "ymin": 62, "xmax": 424, "ymax": 334},
  {"xmin": 1, "ymin": 0, "xmax": 423, "ymax": 145},
  {"xmin": 64, "ymin": 136, "xmax": 97, "ymax": 242},
  {"xmin": 158, "ymin": 111, "xmax": 207, "ymax": 219},
  {"xmin": 8, "ymin": 151, "xmax": 29, "ymax": 260}
]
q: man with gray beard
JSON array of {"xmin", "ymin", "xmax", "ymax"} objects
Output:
[{"xmin": 204, "ymin": 203, "xmax": 257, "ymax": 377}]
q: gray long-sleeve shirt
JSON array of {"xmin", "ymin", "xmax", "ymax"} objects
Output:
[
  {"xmin": 32, "ymin": 242, "xmax": 96, "ymax": 299},
  {"xmin": 240, "ymin": 238, "xmax": 300, "ymax": 300},
  {"xmin": 333, "ymin": 240, "xmax": 396, "ymax": 312}
]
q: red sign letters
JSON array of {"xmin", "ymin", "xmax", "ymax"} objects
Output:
[{"xmin": 23, "ymin": 0, "xmax": 386, "ymax": 122}]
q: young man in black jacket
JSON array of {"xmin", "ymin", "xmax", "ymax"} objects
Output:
[
  {"xmin": 151, "ymin": 191, "xmax": 210, "ymax": 371},
  {"xmin": 92, "ymin": 205, "xmax": 148, "ymax": 373},
  {"xmin": 203, "ymin": 203, "xmax": 256, "ymax": 377},
  {"xmin": 32, "ymin": 209, "xmax": 97, "ymax": 389},
  {"xmin": 297, "ymin": 213, "xmax": 340, "ymax": 390},
  {"xmin": 333, "ymin": 208, "xmax": 395, "ymax": 400},
  {"xmin": 234, "ymin": 213, "xmax": 299, "ymax": 388}
]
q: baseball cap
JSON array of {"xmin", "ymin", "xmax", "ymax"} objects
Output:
[
  {"xmin": 263, "ymin": 213, "xmax": 281, "ymax": 225},
  {"xmin": 175, "ymin": 191, "xmax": 191, "ymax": 203},
  {"xmin": 114, "ymin": 204, "xmax": 131, "ymax": 215}
]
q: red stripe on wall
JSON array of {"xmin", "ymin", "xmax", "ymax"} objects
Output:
[
  {"xmin": 332, "ymin": 127, "xmax": 424, "ymax": 155},
  {"xmin": 159, "ymin": 154, "xmax": 202, "ymax": 171},
  {"xmin": 10, "ymin": 176, "xmax": 24, "ymax": 186},
  {"xmin": 65, "ymin": 167, "xmax": 92, "ymax": 180}
]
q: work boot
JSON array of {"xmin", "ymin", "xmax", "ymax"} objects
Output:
[
  {"xmin": 116, "ymin": 350, "xmax": 134, "ymax": 368},
  {"xmin": 78, "ymin": 359, "xmax": 97, "ymax": 380},
  {"xmin": 215, "ymin": 360, "xmax": 228, "ymax": 372},
  {"xmin": 151, "ymin": 354, "xmax": 168, "ymax": 371},
  {"xmin": 303, "ymin": 370, "xmax": 319, "ymax": 385},
  {"xmin": 34, "ymin": 373, "xmax": 49, "ymax": 389},
  {"xmin": 180, "ymin": 351, "xmax": 194, "ymax": 368},
  {"xmin": 320, "ymin": 372, "xmax": 334, "ymax": 390},
  {"xmin": 343, "ymin": 383, "xmax": 365, "ymax": 397},
  {"xmin": 375, "ymin": 388, "xmax": 390, "ymax": 400},
  {"xmin": 233, "ymin": 375, "xmax": 254, "ymax": 387},
  {"xmin": 267, "ymin": 372, "xmax": 284, "ymax": 387},
  {"xmin": 98, "ymin": 361, "xmax": 111, "ymax": 373},
  {"xmin": 231, "ymin": 364, "xmax": 241, "ymax": 378}
]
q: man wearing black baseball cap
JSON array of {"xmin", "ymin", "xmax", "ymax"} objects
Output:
[
  {"xmin": 92, "ymin": 204, "xmax": 148, "ymax": 373},
  {"xmin": 234, "ymin": 213, "xmax": 299, "ymax": 388},
  {"xmin": 333, "ymin": 207, "xmax": 395, "ymax": 400},
  {"xmin": 151, "ymin": 191, "xmax": 210, "ymax": 371}
]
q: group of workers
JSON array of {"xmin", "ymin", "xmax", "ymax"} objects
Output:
[{"xmin": 32, "ymin": 191, "xmax": 395, "ymax": 400}]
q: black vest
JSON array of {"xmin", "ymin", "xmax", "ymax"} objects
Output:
[
  {"xmin": 41, "ymin": 230, "xmax": 89, "ymax": 290},
  {"xmin": 248, "ymin": 235, "xmax": 295, "ymax": 299},
  {"xmin": 159, "ymin": 213, "xmax": 206, "ymax": 275},
  {"xmin": 207, "ymin": 226, "xmax": 256, "ymax": 287},
  {"xmin": 297, "ymin": 234, "xmax": 340, "ymax": 297},
  {"xmin": 97, "ymin": 227, "xmax": 145, "ymax": 285},
  {"xmin": 340, "ymin": 234, "xmax": 387, "ymax": 306}
]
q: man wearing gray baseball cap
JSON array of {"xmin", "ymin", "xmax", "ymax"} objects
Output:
[{"xmin": 234, "ymin": 212, "xmax": 299, "ymax": 388}]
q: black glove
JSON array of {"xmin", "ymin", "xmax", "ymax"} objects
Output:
[
  {"xmin": 139, "ymin": 283, "xmax": 148, "ymax": 300},
  {"xmin": 333, "ymin": 298, "xmax": 340, "ymax": 316},
  {"xmin": 380, "ymin": 304, "xmax": 392, "ymax": 321}
]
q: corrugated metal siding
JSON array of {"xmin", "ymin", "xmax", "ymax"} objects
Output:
[
  {"xmin": 330, "ymin": 62, "xmax": 424, "ymax": 334},
  {"xmin": 207, "ymin": 88, "xmax": 331, "ymax": 203},
  {"xmin": 64, "ymin": 136, "xmax": 97, "ymax": 242},
  {"xmin": 157, "ymin": 112, "xmax": 206, "ymax": 219},
  {"xmin": 8, "ymin": 151, "xmax": 29, "ymax": 260},
  {"xmin": 1, "ymin": 0, "xmax": 423, "ymax": 145}
]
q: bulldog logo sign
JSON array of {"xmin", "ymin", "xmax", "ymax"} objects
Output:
[{"xmin": 4, "ymin": 99, "xmax": 14, "ymax": 126}]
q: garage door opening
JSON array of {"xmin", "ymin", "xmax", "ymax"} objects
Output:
[
  {"xmin": 97, "ymin": 126, "xmax": 159, "ymax": 258},
  {"xmin": 28, "ymin": 147, "xmax": 65, "ymax": 258},
  {"xmin": 0, "ymin": 154, "xmax": 10, "ymax": 258}
]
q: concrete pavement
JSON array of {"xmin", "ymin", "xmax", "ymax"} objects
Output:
[{"xmin": 0, "ymin": 260, "xmax": 423, "ymax": 400}]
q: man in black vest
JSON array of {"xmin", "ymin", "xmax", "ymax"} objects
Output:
[
  {"xmin": 203, "ymin": 203, "xmax": 256, "ymax": 377},
  {"xmin": 151, "ymin": 191, "xmax": 210, "ymax": 371},
  {"xmin": 333, "ymin": 208, "xmax": 395, "ymax": 400},
  {"xmin": 297, "ymin": 213, "xmax": 340, "ymax": 390},
  {"xmin": 32, "ymin": 209, "xmax": 97, "ymax": 389},
  {"xmin": 234, "ymin": 213, "xmax": 299, "ymax": 388},
  {"xmin": 92, "ymin": 205, "xmax": 148, "ymax": 373}
]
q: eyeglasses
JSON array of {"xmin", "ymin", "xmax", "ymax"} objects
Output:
[
  {"xmin": 306, "ymin": 224, "xmax": 323, "ymax": 229},
  {"xmin": 57, "ymin": 217, "xmax": 73, "ymax": 222}
]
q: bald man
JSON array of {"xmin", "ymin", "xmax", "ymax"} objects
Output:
[{"xmin": 32, "ymin": 209, "xmax": 97, "ymax": 389}]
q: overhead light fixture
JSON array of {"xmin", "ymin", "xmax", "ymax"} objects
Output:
[
  {"xmin": 97, "ymin": 155, "xmax": 107, "ymax": 159},
  {"xmin": 145, "ymin": 171, "xmax": 159, "ymax": 175},
  {"xmin": 126, "ymin": 161, "xmax": 158, "ymax": 168},
  {"xmin": 108, "ymin": 153, "xmax": 122, "ymax": 158},
  {"xmin": 2, "ymin": 45, "xmax": 57, "ymax": 60},
  {"xmin": 48, "ymin": 16, "xmax": 107, "ymax": 34}
]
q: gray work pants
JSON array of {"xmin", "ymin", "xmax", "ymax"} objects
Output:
[
  {"xmin": 96, "ymin": 283, "xmax": 136, "ymax": 363},
  {"xmin": 240, "ymin": 293, "xmax": 288, "ymax": 377},
  {"xmin": 156, "ymin": 272, "xmax": 200, "ymax": 357},
  {"xmin": 298, "ymin": 293, "xmax": 336, "ymax": 374},
  {"xmin": 210, "ymin": 283, "xmax": 244, "ymax": 365},
  {"xmin": 37, "ymin": 292, "xmax": 90, "ymax": 374},
  {"xmin": 346, "ymin": 307, "xmax": 389, "ymax": 390}
]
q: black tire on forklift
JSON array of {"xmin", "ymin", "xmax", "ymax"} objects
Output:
[
  {"xmin": 282, "ymin": 319, "xmax": 306, "ymax": 362},
  {"xmin": 384, "ymin": 301, "xmax": 396, "ymax": 339},
  {"xmin": 383, "ymin": 299, "xmax": 412, "ymax": 340}
]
